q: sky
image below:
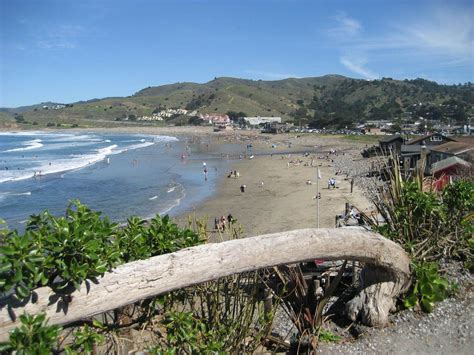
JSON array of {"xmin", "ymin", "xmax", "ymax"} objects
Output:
[{"xmin": 1, "ymin": 0, "xmax": 473, "ymax": 107}]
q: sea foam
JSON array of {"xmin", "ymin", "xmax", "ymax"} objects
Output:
[{"xmin": 3, "ymin": 139, "xmax": 43, "ymax": 153}]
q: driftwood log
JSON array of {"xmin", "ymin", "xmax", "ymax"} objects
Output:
[{"xmin": 0, "ymin": 228, "xmax": 410, "ymax": 341}]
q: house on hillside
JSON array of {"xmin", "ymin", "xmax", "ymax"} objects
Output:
[
  {"xmin": 243, "ymin": 117, "xmax": 282, "ymax": 126},
  {"xmin": 198, "ymin": 114, "xmax": 231, "ymax": 126},
  {"xmin": 400, "ymin": 133, "xmax": 455, "ymax": 173},
  {"xmin": 379, "ymin": 135, "xmax": 404, "ymax": 155}
]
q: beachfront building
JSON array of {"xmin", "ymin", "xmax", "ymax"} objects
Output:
[
  {"xmin": 198, "ymin": 114, "xmax": 231, "ymax": 126},
  {"xmin": 379, "ymin": 134, "xmax": 404, "ymax": 155},
  {"xmin": 138, "ymin": 108, "xmax": 189, "ymax": 121},
  {"xmin": 430, "ymin": 140, "xmax": 474, "ymax": 166},
  {"xmin": 243, "ymin": 116, "xmax": 282, "ymax": 126},
  {"xmin": 137, "ymin": 113, "xmax": 164, "ymax": 121},
  {"xmin": 401, "ymin": 133, "xmax": 455, "ymax": 173}
]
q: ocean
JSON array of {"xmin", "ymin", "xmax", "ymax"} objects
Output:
[{"xmin": 0, "ymin": 131, "xmax": 229, "ymax": 231}]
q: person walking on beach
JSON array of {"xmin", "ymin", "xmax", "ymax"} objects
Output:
[{"xmin": 240, "ymin": 184, "xmax": 246, "ymax": 193}]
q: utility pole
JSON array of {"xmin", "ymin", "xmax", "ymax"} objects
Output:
[{"xmin": 317, "ymin": 166, "xmax": 321, "ymax": 228}]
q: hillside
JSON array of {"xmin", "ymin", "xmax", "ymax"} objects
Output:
[{"xmin": 1, "ymin": 76, "xmax": 473, "ymax": 129}]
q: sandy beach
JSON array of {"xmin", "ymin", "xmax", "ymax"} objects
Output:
[
  {"xmin": 173, "ymin": 130, "xmax": 374, "ymax": 237},
  {"xmin": 1, "ymin": 125, "xmax": 374, "ymax": 236}
]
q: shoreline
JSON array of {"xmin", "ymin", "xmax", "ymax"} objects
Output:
[
  {"xmin": 1, "ymin": 127, "xmax": 375, "ymax": 236},
  {"xmin": 173, "ymin": 132, "xmax": 374, "ymax": 237}
]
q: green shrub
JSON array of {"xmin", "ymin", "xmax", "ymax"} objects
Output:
[
  {"xmin": 65, "ymin": 323, "xmax": 105, "ymax": 354},
  {"xmin": 403, "ymin": 262, "xmax": 457, "ymax": 313},
  {"xmin": 0, "ymin": 313, "xmax": 61, "ymax": 354},
  {"xmin": 118, "ymin": 215, "xmax": 203, "ymax": 263},
  {"xmin": 0, "ymin": 232, "xmax": 46, "ymax": 300},
  {"xmin": 25, "ymin": 201, "xmax": 122, "ymax": 292},
  {"xmin": 1, "ymin": 200, "xmax": 202, "ymax": 301},
  {"xmin": 369, "ymin": 157, "xmax": 473, "ymax": 262},
  {"xmin": 154, "ymin": 311, "xmax": 225, "ymax": 353}
]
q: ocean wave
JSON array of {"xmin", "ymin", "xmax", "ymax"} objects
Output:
[
  {"xmin": 0, "ymin": 140, "xmax": 155, "ymax": 184},
  {"xmin": 153, "ymin": 135, "xmax": 179, "ymax": 142},
  {"xmin": 149, "ymin": 195, "xmax": 158, "ymax": 200},
  {"xmin": 158, "ymin": 183, "xmax": 186, "ymax": 216},
  {"xmin": 122, "ymin": 142, "xmax": 154, "ymax": 152},
  {"xmin": 3, "ymin": 139, "xmax": 43, "ymax": 153},
  {"xmin": 0, "ymin": 191, "xmax": 32, "ymax": 202}
]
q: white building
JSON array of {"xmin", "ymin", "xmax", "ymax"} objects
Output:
[{"xmin": 243, "ymin": 116, "xmax": 282, "ymax": 126}]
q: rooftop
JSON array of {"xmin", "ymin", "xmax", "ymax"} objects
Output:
[
  {"xmin": 431, "ymin": 156, "xmax": 471, "ymax": 175},
  {"xmin": 430, "ymin": 141, "xmax": 474, "ymax": 156},
  {"xmin": 379, "ymin": 134, "xmax": 403, "ymax": 143}
]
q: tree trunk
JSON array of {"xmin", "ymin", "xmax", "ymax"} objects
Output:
[
  {"xmin": 346, "ymin": 265, "xmax": 410, "ymax": 327},
  {"xmin": 0, "ymin": 227, "xmax": 410, "ymax": 341}
]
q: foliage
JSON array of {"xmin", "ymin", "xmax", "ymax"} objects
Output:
[
  {"xmin": 118, "ymin": 215, "xmax": 203, "ymax": 263},
  {"xmin": 226, "ymin": 110, "xmax": 247, "ymax": 121},
  {"xmin": 0, "ymin": 201, "xmax": 202, "ymax": 301},
  {"xmin": 0, "ymin": 313, "xmax": 61, "ymax": 354},
  {"xmin": 1, "ymin": 207, "xmax": 266, "ymax": 353},
  {"xmin": 318, "ymin": 328, "xmax": 342, "ymax": 343},
  {"xmin": 403, "ymin": 262, "xmax": 457, "ymax": 313},
  {"xmin": 272, "ymin": 261, "xmax": 347, "ymax": 351},
  {"xmin": 152, "ymin": 311, "xmax": 225, "ymax": 353},
  {"xmin": 368, "ymin": 158, "xmax": 473, "ymax": 263},
  {"xmin": 0, "ymin": 232, "xmax": 46, "ymax": 301},
  {"xmin": 151, "ymin": 271, "xmax": 271, "ymax": 352},
  {"xmin": 64, "ymin": 323, "xmax": 105, "ymax": 354},
  {"xmin": 26, "ymin": 201, "xmax": 122, "ymax": 292}
]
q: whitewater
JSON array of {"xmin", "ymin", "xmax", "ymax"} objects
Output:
[{"xmin": 0, "ymin": 131, "xmax": 225, "ymax": 231}]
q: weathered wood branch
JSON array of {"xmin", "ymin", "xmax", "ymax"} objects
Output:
[{"xmin": 0, "ymin": 228, "xmax": 410, "ymax": 340}]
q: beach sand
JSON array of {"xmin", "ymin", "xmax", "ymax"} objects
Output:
[
  {"xmin": 174, "ymin": 131, "xmax": 374, "ymax": 237},
  {"xmin": 3, "ymin": 125, "xmax": 374, "ymax": 236}
]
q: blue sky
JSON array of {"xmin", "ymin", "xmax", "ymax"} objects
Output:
[{"xmin": 1, "ymin": 0, "xmax": 473, "ymax": 107}]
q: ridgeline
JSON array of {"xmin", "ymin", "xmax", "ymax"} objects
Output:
[{"xmin": 1, "ymin": 75, "xmax": 473, "ymax": 129}]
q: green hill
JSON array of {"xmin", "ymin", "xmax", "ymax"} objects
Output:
[{"xmin": 2, "ymin": 76, "xmax": 473, "ymax": 129}]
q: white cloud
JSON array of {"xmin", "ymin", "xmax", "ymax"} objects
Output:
[
  {"xmin": 327, "ymin": 5, "xmax": 473, "ymax": 79},
  {"xmin": 327, "ymin": 12, "xmax": 361, "ymax": 38},
  {"xmin": 36, "ymin": 24, "xmax": 85, "ymax": 50},
  {"xmin": 392, "ymin": 8, "xmax": 473, "ymax": 61},
  {"xmin": 340, "ymin": 57, "xmax": 378, "ymax": 80},
  {"xmin": 37, "ymin": 40, "xmax": 76, "ymax": 49}
]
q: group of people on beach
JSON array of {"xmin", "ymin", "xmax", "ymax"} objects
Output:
[
  {"xmin": 214, "ymin": 214, "xmax": 234, "ymax": 231},
  {"xmin": 227, "ymin": 170, "xmax": 240, "ymax": 178}
]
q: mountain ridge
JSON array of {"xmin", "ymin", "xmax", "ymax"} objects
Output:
[{"xmin": 1, "ymin": 75, "xmax": 472, "ymax": 129}]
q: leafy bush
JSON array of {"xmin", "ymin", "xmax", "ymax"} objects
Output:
[
  {"xmin": 403, "ymin": 262, "xmax": 457, "ymax": 312},
  {"xmin": 152, "ymin": 311, "xmax": 225, "ymax": 353},
  {"xmin": 0, "ymin": 204, "xmax": 262, "ymax": 353},
  {"xmin": 0, "ymin": 313, "xmax": 61, "ymax": 354},
  {"xmin": 0, "ymin": 232, "xmax": 45, "ymax": 300},
  {"xmin": 0, "ymin": 200, "xmax": 202, "ymax": 301},
  {"xmin": 369, "ymin": 158, "xmax": 473, "ymax": 263},
  {"xmin": 26, "ymin": 201, "xmax": 122, "ymax": 292},
  {"xmin": 65, "ymin": 323, "xmax": 105, "ymax": 354},
  {"xmin": 118, "ymin": 215, "xmax": 203, "ymax": 263}
]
